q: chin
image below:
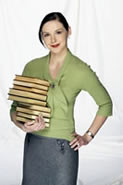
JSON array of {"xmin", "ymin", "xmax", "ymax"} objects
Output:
[{"xmin": 50, "ymin": 45, "xmax": 67, "ymax": 54}]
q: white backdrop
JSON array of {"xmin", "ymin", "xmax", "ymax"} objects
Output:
[{"xmin": 0, "ymin": 0, "xmax": 123, "ymax": 185}]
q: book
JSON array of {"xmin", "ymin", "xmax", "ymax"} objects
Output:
[
  {"xmin": 8, "ymin": 95, "xmax": 47, "ymax": 106},
  {"xmin": 16, "ymin": 112, "xmax": 50, "ymax": 122},
  {"xmin": 18, "ymin": 103, "xmax": 51, "ymax": 113},
  {"xmin": 16, "ymin": 107, "xmax": 51, "ymax": 118},
  {"xmin": 15, "ymin": 75, "xmax": 50, "ymax": 87},
  {"xmin": 13, "ymin": 80, "xmax": 49, "ymax": 91},
  {"xmin": 16, "ymin": 116, "xmax": 50, "ymax": 127},
  {"xmin": 9, "ymin": 89, "xmax": 47, "ymax": 101},
  {"xmin": 13, "ymin": 85, "xmax": 48, "ymax": 95}
]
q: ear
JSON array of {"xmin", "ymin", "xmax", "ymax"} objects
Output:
[{"xmin": 68, "ymin": 26, "xmax": 72, "ymax": 37}]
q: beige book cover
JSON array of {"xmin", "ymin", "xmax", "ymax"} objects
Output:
[
  {"xmin": 16, "ymin": 116, "xmax": 50, "ymax": 127},
  {"xmin": 13, "ymin": 85, "xmax": 48, "ymax": 95},
  {"xmin": 9, "ymin": 89, "xmax": 47, "ymax": 101},
  {"xmin": 13, "ymin": 80, "xmax": 49, "ymax": 91},
  {"xmin": 16, "ymin": 107, "xmax": 51, "ymax": 118},
  {"xmin": 16, "ymin": 112, "xmax": 50, "ymax": 123},
  {"xmin": 18, "ymin": 103, "xmax": 51, "ymax": 113},
  {"xmin": 15, "ymin": 75, "xmax": 50, "ymax": 87},
  {"xmin": 8, "ymin": 95, "xmax": 47, "ymax": 106}
]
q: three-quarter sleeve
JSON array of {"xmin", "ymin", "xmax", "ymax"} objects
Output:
[
  {"xmin": 10, "ymin": 100, "xmax": 19, "ymax": 114},
  {"xmin": 81, "ymin": 64, "xmax": 113, "ymax": 116}
]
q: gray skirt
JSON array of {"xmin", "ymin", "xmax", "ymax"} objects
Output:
[{"xmin": 21, "ymin": 133, "xmax": 79, "ymax": 185}]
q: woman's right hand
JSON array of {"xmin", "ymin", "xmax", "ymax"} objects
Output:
[
  {"xmin": 21, "ymin": 115, "xmax": 46, "ymax": 133},
  {"xmin": 11, "ymin": 112, "xmax": 46, "ymax": 132}
]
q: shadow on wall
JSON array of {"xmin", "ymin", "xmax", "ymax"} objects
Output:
[
  {"xmin": 77, "ymin": 174, "xmax": 123, "ymax": 185},
  {"xmin": 107, "ymin": 174, "xmax": 123, "ymax": 185},
  {"xmin": 77, "ymin": 179, "xmax": 84, "ymax": 185}
]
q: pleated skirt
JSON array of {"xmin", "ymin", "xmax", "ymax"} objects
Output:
[{"xmin": 21, "ymin": 133, "xmax": 79, "ymax": 185}]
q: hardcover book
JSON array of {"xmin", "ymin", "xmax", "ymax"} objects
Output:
[
  {"xmin": 8, "ymin": 95, "xmax": 47, "ymax": 106},
  {"xmin": 15, "ymin": 75, "xmax": 50, "ymax": 86},
  {"xmin": 8, "ymin": 75, "xmax": 51, "ymax": 127},
  {"xmin": 13, "ymin": 85, "xmax": 48, "ymax": 95},
  {"xmin": 13, "ymin": 80, "xmax": 49, "ymax": 91},
  {"xmin": 16, "ymin": 107, "xmax": 51, "ymax": 118},
  {"xmin": 16, "ymin": 116, "xmax": 50, "ymax": 127},
  {"xmin": 18, "ymin": 103, "xmax": 51, "ymax": 113},
  {"xmin": 16, "ymin": 112, "xmax": 50, "ymax": 122},
  {"xmin": 9, "ymin": 89, "xmax": 47, "ymax": 101}
]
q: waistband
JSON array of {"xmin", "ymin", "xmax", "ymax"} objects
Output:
[{"xmin": 27, "ymin": 133, "xmax": 70, "ymax": 144}]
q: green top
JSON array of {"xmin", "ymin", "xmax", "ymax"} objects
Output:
[{"xmin": 10, "ymin": 49, "xmax": 113, "ymax": 141}]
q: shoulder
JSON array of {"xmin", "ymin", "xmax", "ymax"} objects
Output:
[
  {"xmin": 22, "ymin": 54, "xmax": 48, "ymax": 76},
  {"xmin": 69, "ymin": 51, "xmax": 100, "ymax": 84},
  {"xmin": 24, "ymin": 54, "xmax": 48, "ymax": 69},
  {"xmin": 70, "ymin": 52, "xmax": 93, "ymax": 74}
]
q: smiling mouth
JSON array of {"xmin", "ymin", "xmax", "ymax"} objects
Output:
[{"xmin": 51, "ymin": 43, "xmax": 60, "ymax": 48}]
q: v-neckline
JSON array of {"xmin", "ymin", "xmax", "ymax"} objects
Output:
[{"xmin": 46, "ymin": 49, "xmax": 71, "ymax": 82}]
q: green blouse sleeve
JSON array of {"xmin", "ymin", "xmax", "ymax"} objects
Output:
[
  {"xmin": 81, "ymin": 64, "xmax": 113, "ymax": 116},
  {"xmin": 10, "ymin": 100, "xmax": 19, "ymax": 114}
]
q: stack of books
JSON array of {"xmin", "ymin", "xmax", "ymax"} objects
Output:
[{"xmin": 8, "ymin": 75, "xmax": 51, "ymax": 127}]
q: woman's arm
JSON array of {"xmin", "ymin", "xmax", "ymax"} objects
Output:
[
  {"xmin": 10, "ymin": 111, "xmax": 46, "ymax": 132},
  {"xmin": 70, "ymin": 62, "xmax": 113, "ymax": 150},
  {"xmin": 11, "ymin": 111, "xmax": 25, "ymax": 130},
  {"xmin": 86, "ymin": 114, "xmax": 107, "ymax": 137},
  {"xmin": 70, "ymin": 115, "xmax": 107, "ymax": 150}
]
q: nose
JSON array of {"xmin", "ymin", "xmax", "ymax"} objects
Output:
[{"xmin": 50, "ymin": 35, "xmax": 56, "ymax": 43}]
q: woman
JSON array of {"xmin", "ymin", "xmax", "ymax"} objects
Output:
[{"xmin": 10, "ymin": 12, "xmax": 113, "ymax": 185}]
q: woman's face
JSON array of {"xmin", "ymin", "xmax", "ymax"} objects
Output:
[{"xmin": 42, "ymin": 20, "xmax": 71, "ymax": 54}]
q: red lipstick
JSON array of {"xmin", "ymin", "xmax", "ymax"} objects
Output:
[{"xmin": 51, "ymin": 43, "xmax": 60, "ymax": 48}]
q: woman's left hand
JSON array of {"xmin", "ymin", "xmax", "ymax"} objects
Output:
[{"xmin": 69, "ymin": 132, "xmax": 92, "ymax": 151}]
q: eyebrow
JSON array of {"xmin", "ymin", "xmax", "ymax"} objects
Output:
[{"xmin": 42, "ymin": 27, "xmax": 64, "ymax": 34}]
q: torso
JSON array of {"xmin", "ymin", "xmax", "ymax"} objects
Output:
[
  {"xmin": 49, "ymin": 62, "xmax": 63, "ymax": 80},
  {"xmin": 48, "ymin": 49, "xmax": 67, "ymax": 80}
]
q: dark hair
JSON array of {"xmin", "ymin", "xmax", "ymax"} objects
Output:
[{"xmin": 38, "ymin": 12, "xmax": 69, "ymax": 45}]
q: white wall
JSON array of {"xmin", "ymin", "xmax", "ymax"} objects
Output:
[{"xmin": 0, "ymin": 0, "xmax": 123, "ymax": 184}]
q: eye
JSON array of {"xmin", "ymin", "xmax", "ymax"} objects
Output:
[
  {"xmin": 56, "ymin": 30, "xmax": 62, "ymax": 34},
  {"xmin": 43, "ymin": 33, "xmax": 50, "ymax": 37}
]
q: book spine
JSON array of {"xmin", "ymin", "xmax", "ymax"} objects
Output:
[
  {"xmin": 8, "ymin": 95, "xmax": 47, "ymax": 106},
  {"xmin": 9, "ymin": 89, "xmax": 47, "ymax": 101},
  {"xmin": 13, "ymin": 85, "xmax": 48, "ymax": 95},
  {"xmin": 16, "ymin": 116, "xmax": 50, "ymax": 127},
  {"xmin": 16, "ymin": 107, "xmax": 51, "ymax": 118},
  {"xmin": 15, "ymin": 75, "xmax": 50, "ymax": 86},
  {"xmin": 18, "ymin": 103, "xmax": 51, "ymax": 113},
  {"xmin": 13, "ymin": 80, "xmax": 49, "ymax": 91}
]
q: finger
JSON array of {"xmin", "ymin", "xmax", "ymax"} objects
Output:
[
  {"xmin": 70, "ymin": 141, "xmax": 79, "ymax": 149},
  {"xmin": 69, "ymin": 138, "xmax": 77, "ymax": 146},
  {"xmin": 25, "ymin": 122, "xmax": 39, "ymax": 130},
  {"xmin": 36, "ymin": 124, "xmax": 45, "ymax": 131},
  {"xmin": 74, "ymin": 145, "xmax": 79, "ymax": 151},
  {"xmin": 25, "ymin": 120, "xmax": 35, "ymax": 126},
  {"xmin": 39, "ymin": 113, "xmax": 44, "ymax": 120},
  {"xmin": 72, "ymin": 132, "xmax": 78, "ymax": 136},
  {"xmin": 35, "ymin": 116, "xmax": 39, "ymax": 123},
  {"xmin": 80, "ymin": 138, "xmax": 85, "ymax": 145},
  {"xmin": 37, "ymin": 120, "xmax": 45, "ymax": 129},
  {"xmin": 77, "ymin": 136, "xmax": 83, "ymax": 143},
  {"xmin": 34, "ymin": 118, "xmax": 45, "ymax": 129},
  {"xmin": 38, "ymin": 115, "xmax": 45, "ymax": 123},
  {"xmin": 34, "ymin": 121, "xmax": 45, "ymax": 131}
]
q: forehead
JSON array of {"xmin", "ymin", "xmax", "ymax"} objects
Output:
[{"xmin": 42, "ymin": 20, "xmax": 64, "ymax": 32}]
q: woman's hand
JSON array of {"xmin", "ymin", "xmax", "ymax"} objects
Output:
[
  {"xmin": 22, "ymin": 114, "xmax": 46, "ymax": 133},
  {"xmin": 69, "ymin": 132, "xmax": 92, "ymax": 151}
]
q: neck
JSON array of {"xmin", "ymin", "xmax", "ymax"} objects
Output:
[{"xmin": 50, "ymin": 48, "xmax": 68, "ymax": 64}]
